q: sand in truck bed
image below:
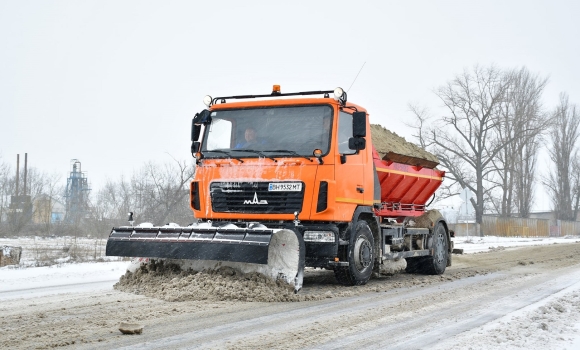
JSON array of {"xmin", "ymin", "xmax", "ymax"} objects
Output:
[{"xmin": 370, "ymin": 124, "xmax": 439, "ymax": 168}]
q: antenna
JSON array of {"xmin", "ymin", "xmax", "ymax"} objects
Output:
[{"xmin": 347, "ymin": 62, "xmax": 366, "ymax": 93}]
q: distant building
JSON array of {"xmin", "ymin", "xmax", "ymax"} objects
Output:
[
  {"xmin": 32, "ymin": 195, "xmax": 66, "ymax": 224},
  {"xmin": 526, "ymin": 211, "xmax": 580, "ymax": 222},
  {"xmin": 64, "ymin": 160, "xmax": 91, "ymax": 223}
]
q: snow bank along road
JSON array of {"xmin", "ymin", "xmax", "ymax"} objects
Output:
[{"xmin": 1, "ymin": 242, "xmax": 580, "ymax": 349}]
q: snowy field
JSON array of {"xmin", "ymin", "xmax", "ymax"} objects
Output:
[
  {"xmin": 0, "ymin": 260, "xmax": 129, "ymax": 300},
  {"xmin": 1, "ymin": 235, "xmax": 580, "ymax": 349},
  {"xmin": 0, "ymin": 236, "xmax": 127, "ymax": 300},
  {"xmin": 0, "ymin": 236, "xmax": 112, "ymax": 267},
  {"xmin": 454, "ymin": 234, "xmax": 580, "ymax": 253}
]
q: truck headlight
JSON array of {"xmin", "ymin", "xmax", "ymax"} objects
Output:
[
  {"xmin": 333, "ymin": 87, "xmax": 344, "ymax": 101},
  {"xmin": 303, "ymin": 231, "xmax": 335, "ymax": 243},
  {"xmin": 203, "ymin": 95, "xmax": 213, "ymax": 107}
]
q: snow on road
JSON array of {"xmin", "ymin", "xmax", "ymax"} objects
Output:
[
  {"xmin": 434, "ymin": 235, "xmax": 580, "ymax": 350},
  {"xmin": 431, "ymin": 267, "xmax": 580, "ymax": 350}
]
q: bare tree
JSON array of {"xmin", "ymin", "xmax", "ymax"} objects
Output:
[
  {"xmin": 492, "ymin": 67, "xmax": 548, "ymax": 217},
  {"xmin": 572, "ymin": 156, "xmax": 580, "ymax": 220},
  {"xmin": 138, "ymin": 158, "xmax": 195, "ymax": 225},
  {"xmin": 410, "ymin": 65, "xmax": 512, "ymax": 236},
  {"xmin": 544, "ymin": 93, "xmax": 580, "ymax": 221},
  {"xmin": 94, "ymin": 158, "xmax": 195, "ymax": 227},
  {"xmin": 94, "ymin": 177, "xmax": 133, "ymax": 226},
  {"xmin": 514, "ymin": 137, "xmax": 541, "ymax": 217},
  {"xmin": 0, "ymin": 155, "xmax": 11, "ymax": 234}
]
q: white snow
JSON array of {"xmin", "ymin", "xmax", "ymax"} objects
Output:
[
  {"xmin": 2, "ymin": 245, "xmax": 14, "ymax": 256},
  {"xmin": 453, "ymin": 235, "xmax": 580, "ymax": 254},
  {"xmin": 0, "ymin": 261, "xmax": 129, "ymax": 300}
]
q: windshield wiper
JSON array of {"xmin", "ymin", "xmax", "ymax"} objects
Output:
[
  {"xmin": 204, "ymin": 150, "xmax": 244, "ymax": 163},
  {"xmin": 262, "ymin": 150, "xmax": 313, "ymax": 162},
  {"xmin": 234, "ymin": 149, "xmax": 277, "ymax": 162}
]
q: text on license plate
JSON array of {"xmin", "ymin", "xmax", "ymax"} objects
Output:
[{"xmin": 268, "ymin": 183, "xmax": 302, "ymax": 192}]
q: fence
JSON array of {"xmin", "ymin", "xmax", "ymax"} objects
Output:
[
  {"xmin": 449, "ymin": 216, "xmax": 580, "ymax": 238},
  {"xmin": 481, "ymin": 216, "xmax": 550, "ymax": 237},
  {"xmin": 549, "ymin": 220, "xmax": 580, "ymax": 236},
  {"xmin": 448, "ymin": 222, "xmax": 479, "ymax": 237}
]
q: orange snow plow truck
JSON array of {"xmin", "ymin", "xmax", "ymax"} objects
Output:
[{"xmin": 106, "ymin": 86, "xmax": 453, "ymax": 292}]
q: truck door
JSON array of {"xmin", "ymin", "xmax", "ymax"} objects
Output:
[{"xmin": 334, "ymin": 111, "xmax": 366, "ymax": 219}]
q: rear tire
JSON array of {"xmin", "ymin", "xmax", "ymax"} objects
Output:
[
  {"xmin": 334, "ymin": 221, "xmax": 374, "ymax": 286},
  {"xmin": 418, "ymin": 222, "xmax": 448, "ymax": 275}
]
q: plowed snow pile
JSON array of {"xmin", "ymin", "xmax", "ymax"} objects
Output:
[
  {"xmin": 114, "ymin": 260, "xmax": 351, "ymax": 302},
  {"xmin": 370, "ymin": 124, "xmax": 439, "ymax": 164}
]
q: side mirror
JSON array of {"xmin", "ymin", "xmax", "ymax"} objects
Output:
[
  {"xmin": 193, "ymin": 109, "xmax": 212, "ymax": 124},
  {"xmin": 348, "ymin": 137, "xmax": 366, "ymax": 150},
  {"xmin": 191, "ymin": 123, "xmax": 202, "ymax": 142},
  {"xmin": 352, "ymin": 112, "xmax": 366, "ymax": 138}
]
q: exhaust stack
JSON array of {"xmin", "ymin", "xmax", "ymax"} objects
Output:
[{"xmin": 15, "ymin": 154, "xmax": 19, "ymax": 197}]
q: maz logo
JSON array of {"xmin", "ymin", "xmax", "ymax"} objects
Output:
[{"xmin": 244, "ymin": 192, "xmax": 268, "ymax": 205}]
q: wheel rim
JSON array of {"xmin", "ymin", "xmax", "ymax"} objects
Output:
[
  {"xmin": 354, "ymin": 235, "xmax": 372, "ymax": 272},
  {"xmin": 434, "ymin": 228, "xmax": 446, "ymax": 265}
]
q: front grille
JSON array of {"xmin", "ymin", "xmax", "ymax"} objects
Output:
[{"xmin": 210, "ymin": 182, "xmax": 304, "ymax": 214}]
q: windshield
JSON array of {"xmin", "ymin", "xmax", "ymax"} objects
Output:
[{"xmin": 201, "ymin": 105, "xmax": 333, "ymax": 158}]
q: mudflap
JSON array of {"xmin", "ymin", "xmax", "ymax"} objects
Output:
[{"xmin": 106, "ymin": 223, "xmax": 305, "ymax": 293}]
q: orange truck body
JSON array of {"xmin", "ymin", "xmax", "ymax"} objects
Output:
[{"xmin": 192, "ymin": 97, "xmax": 445, "ymax": 222}]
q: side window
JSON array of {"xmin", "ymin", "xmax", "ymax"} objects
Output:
[
  {"xmin": 338, "ymin": 111, "xmax": 356, "ymax": 154},
  {"xmin": 205, "ymin": 118, "xmax": 233, "ymax": 150}
]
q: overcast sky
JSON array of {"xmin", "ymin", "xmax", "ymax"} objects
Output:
[{"xmin": 1, "ymin": 1, "xmax": 579, "ymax": 210}]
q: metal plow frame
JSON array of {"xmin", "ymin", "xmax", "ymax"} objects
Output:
[{"xmin": 106, "ymin": 223, "xmax": 305, "ymax": 292}]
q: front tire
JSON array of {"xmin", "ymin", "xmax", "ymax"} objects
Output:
[{"xmin": 334, "ymin": 221, "xmax": 374, "ymax": 285}]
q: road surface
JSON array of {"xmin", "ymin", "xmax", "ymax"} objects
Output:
[{"xmin": 1, "ymin": 242, "xmax": 580, "ymax": 349}]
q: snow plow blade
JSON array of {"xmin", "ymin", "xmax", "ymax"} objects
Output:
[{"xmin": 106, "ymin": 223, "xmax": 305, "ymax": 292}]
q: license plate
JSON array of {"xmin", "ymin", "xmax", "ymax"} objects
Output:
[{"xmin": 268, "ymin": 182, "xmax": 302, "ymax": 192}]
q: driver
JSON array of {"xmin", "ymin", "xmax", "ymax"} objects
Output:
[{"xmin": 236, "ymin": 127, "xmax": 260, "ymax": 148}]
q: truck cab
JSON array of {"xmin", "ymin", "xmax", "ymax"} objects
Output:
[{"xmin": 192, "ymin": 89, "xmax": 374, "ymax": 218}]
